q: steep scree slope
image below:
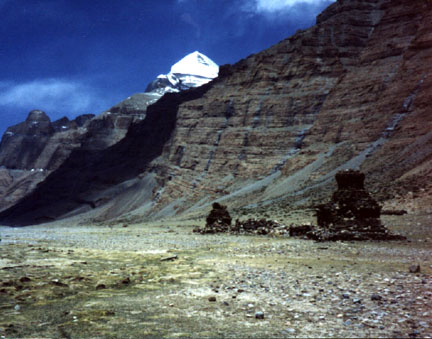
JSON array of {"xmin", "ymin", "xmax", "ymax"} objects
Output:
[{"xmin": 1, "ymin": 0, "xmax": 431, "ymax": 225}]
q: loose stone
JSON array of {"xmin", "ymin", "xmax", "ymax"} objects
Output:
[
  {"xmin": 371, "ymin": 294, "xmax": 382, "ymax": 301},
  {"xmin": 409, "ymin": 265, "xmax": 421, "ymax": 273}
]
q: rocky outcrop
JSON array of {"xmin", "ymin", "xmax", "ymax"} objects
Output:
[
  {"xmin": 193, "ymin": 202, "xmax": 291, "ymax": 235},
  {"xmin": 316, "ymin": 170, "xmax": 381, "ymax": 226},
  {"xmin": 1, "ymin": 0, "xmax": 432, "ymax": 225},
  {"xmin": 206, "ymin": 203, "xmax": 232, "ymax": 228}
]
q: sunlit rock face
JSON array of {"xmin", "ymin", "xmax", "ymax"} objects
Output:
[{"xmin": 1, "ymin": 0, "xmax": 432, "ymax": 225}]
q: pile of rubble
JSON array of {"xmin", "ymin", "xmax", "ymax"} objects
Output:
[
  {"xmin": 295, "ymin": 169, "xmax": 406, "ymax": 241},
  {"xmin": 193, "ymin": 203, "xmax": 290, "ymax": 236},
  {"xmin": 231, "ymin": 219, "xmax": 290, "ymax": 236}
]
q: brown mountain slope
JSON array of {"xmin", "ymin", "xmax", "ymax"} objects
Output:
[{"xmin": 1, "ymin": 0, "xmax": 431, "ymax": 226}]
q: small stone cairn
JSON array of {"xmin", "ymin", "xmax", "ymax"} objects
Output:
[
  {"xmin": 197, "ymin": 202, "xmax": 232, "ymax": 233},
  {"xmin": 306, "ymin": 169, "xmax": 406, "ymax": 241},
  {"xmin": 193, "ymin": 202, "xmax": 290, "ymax": 236}
]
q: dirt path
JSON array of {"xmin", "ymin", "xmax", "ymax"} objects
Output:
[{"xmin": 0, "ymin": 214, "xmax": 431, "ymax": 338}]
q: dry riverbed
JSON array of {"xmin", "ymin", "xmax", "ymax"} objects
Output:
[{"xmin": 0, "ymin": 213, "xmax": 431, "ymax": 338}]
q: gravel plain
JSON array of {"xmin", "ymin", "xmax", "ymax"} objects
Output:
[{"xmin": 0, "ymin": 213, "xmax": 431, "ymax": 338}]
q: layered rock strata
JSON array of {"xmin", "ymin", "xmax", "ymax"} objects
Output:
[{"xmin": 149, "ymin": 0, "xmax": 432, "ymax": 218}]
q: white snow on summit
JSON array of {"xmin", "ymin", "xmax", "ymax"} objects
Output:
[
  {"xmin": 170, "ymin": 51, "xmax": 219, "ymax": 79},
  {"xmin": 146, "ymin": 51, "xmax": 219, "ymax": 96}
]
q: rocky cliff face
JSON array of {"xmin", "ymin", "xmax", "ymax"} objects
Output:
[
  {"xmin": 1, "ymin": 0, "xmax": 431, "ymax": 225},
  {"xmin": 154, "ymin": 0, "xmax": 432, "ymax": 215}
]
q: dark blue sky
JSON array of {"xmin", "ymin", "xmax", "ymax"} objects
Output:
[{"xmin": 0, "ymin": 0, "xmax": 334, "ymax": 135}]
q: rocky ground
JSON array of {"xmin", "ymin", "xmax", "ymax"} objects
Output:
[{"xmin": 0, "ymin": 211, "xmax": 431, "ymax": 338}]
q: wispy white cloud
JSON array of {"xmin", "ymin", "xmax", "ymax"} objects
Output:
[
  {"xmin": 180, "ymin": 12, "xmax": 201, "ymax": 38},
  {"xmin": 242, "ymin": 0, "xmax": 335, "ymax": 15},
  {"xmin": 0, "ymin": 78, "xmax": 107, "ymax": 117}
]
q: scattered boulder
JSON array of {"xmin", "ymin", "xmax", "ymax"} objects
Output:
[
  {"xmin": 289, "ymin": 225, "xmax": 314, "ymax": 237},
  {"xmin": 371, "ymin": 294, "xmax": 382, "ymax": 301},
  {"xmin": 50, "ymin": 280, "xmax": 68, "ymax": 288},
  {"xmin": 160, "ymin": 255, "xmax": 178, "ymax": 262},
  {"xmin": 96, "ymin": 283, "xmax": 106, "ymax": 290},
  {"xmin": 19, "ymin": 277, "xmax": 31, "ymax": 283},
  {"xmin": 381, "ymin": 209, "xmax": 408, "ymax": 216},
  {"xmin": 409, "ymin": 264, "xmax": 421, "ymax": 273},
  {"xmin": 121, "ymin": 277, "xmax": 131, "ymax": 285}
]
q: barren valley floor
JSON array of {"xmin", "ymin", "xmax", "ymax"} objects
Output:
[{"xmin": 0, "ymin": 212, "xmax": 431, "ymax": 338}]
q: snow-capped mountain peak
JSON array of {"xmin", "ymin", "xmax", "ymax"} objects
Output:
[
  {"xmin": 145, "ymin": 51, "xmax": 219, "ymax": 96},
  {"xmin": 170, "ymin": 51, "xmax": 219, "ymax": 79}
]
